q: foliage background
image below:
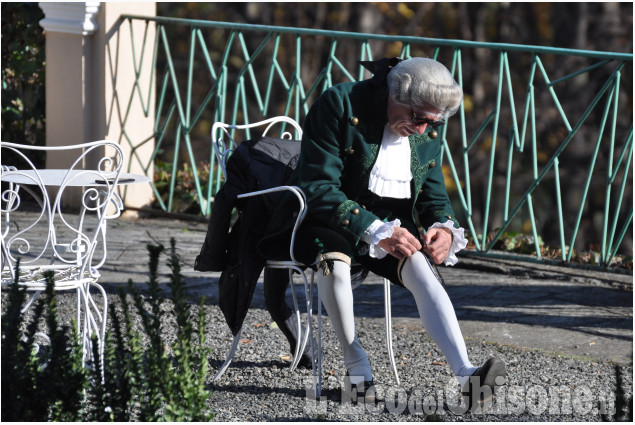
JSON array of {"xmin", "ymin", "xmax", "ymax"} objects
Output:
[
  {"xmin": 1, "ymin": 2, "xmax": 632, "ymax": 257},
  {"xmin": 154, "ymin": 2, "xmax": 632, "ymax": 256},
  {"xmin": 1, "ymin": 2, "xmax": 45, "ymax": 168}
]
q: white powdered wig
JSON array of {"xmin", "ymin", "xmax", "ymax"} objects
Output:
[{"xmin": 387, "ymin": 57, "xmax": 463, "ymax": 119}]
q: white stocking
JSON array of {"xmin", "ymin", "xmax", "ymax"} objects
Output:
[
  {"xmin": 400, "ymin": 252, "xmax": 477, "ymax": 387},
  {"xmin": 317, "ymin": 259, "xmax": 372, "ymax": 386}
]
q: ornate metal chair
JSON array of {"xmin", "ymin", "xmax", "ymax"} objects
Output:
[
  {"xmin": 209, "ymin": 118, "xmax": 400, "ymax": 398},
  {"xmin": 1, "ymin": 140, "xmax": 128, "ymax": 372},
  {"xmin": 209, "ymin": 117, "xmax": 311, "ymax": 377}
]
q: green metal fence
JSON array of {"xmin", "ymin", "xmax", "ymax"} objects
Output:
[{"xmin": 111, "ymin": 15, "xmax": 633, "ymax": 268}]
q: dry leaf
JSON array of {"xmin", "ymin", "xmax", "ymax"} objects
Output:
[
  {"xmin": 253, "ymin": 323, "xmax": 267, "ymax": 328},
  {"xmin": 431, "ymin": 361, "xmax": 446, "ymax": 366},
  {"xmin": 240, "ymin": 339, "xmax": 253, "ymax": 344}
]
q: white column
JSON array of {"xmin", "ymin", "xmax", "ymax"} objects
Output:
[
  {"xmin": 39, "ymin": 2, "xmax": 155, "ymax": 210},
  {"xmin": 39, "ymin": 2, "xmax": 100, "ymax": 35}
]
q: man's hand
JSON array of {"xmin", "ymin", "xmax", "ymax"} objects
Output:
[
  {"xmin": 422, "ymin": 227, "xmax": 452, "ymax": 264},
  {"xmin": 377, "ymin": 227, "xmax": 422, "ymax": 260}
]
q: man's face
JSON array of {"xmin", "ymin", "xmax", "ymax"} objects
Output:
[{"xmin": 386, "ymin": 96, "xmax": 444, "ymax": 137}]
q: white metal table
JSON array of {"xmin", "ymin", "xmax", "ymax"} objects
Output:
[
  {"xmin": 1, "ymin": 162, "xmax": 150, "ymax": 372},
  {"xmin": 1, "ymin": 169, "xmax": 150, "ymax": 187},
  {"xmin": 1, "ymin": 168, "xmax": 150, "ymax": 283}
]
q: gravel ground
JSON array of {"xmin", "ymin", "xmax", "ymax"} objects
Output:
[
  {"xmin": 7, "ymin": 288, "xmax": 631, "ymax": 422},
  {"xmin": 204, "ymin": 305, "xmax": 632, "ymax": 421}
]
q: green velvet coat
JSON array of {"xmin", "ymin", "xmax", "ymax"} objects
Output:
[{"xmin": 261, "ymin": 76, "xmax": 459, "ymax": 260}]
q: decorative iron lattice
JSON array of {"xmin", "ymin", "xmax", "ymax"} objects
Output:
[{"xmin": 108, "ymin": 15, "xmax": 632, "ymax": 267}]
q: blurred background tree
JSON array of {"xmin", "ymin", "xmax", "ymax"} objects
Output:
[
  {"xmin": 152, "ymin": 2, "xmax": 632, "ymax": 257},
  {"xmin": 1, "ymin": 2, "xmax": 46, "ymax": 168},
  {"xmin": 1, "ymin": 2, "xmax": 631, "ymax": 258}
]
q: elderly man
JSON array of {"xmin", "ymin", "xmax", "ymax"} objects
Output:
[{"xmin": 260, "ymin": 57, "xmax": 506, "ymax": 406}]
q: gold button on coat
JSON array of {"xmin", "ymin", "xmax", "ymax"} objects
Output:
[
  {"xmin": 342, "ymin": 219, "xmax": 350, "ymax": 226},
  {"xmin": 429, "ymin": 130, "xmax": 438, "ymax": 139},
  {"xmin": 352, "ymin": 208, "xmax": 360, "ymax": 215},
  {"xmin": 349, "ymin": 116, "xmax": 359, "ymax": 126},
  {"xmin": 346, "ymin": 147, "xmax": 355, "ymax": 155},
  {"xmin": 430, "ymin": 160, "xmax": 436, "ymax": 169}
]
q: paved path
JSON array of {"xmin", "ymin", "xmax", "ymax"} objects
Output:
[{"xmin": 99, "ymin": 213, "xmax": 632, "ymax": 365}]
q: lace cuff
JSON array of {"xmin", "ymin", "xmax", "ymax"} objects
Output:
[
  {"xmin": 428, "ymin": 221, "xmax": 467, "ymax": 266},
  {"xmin": 362, "ymin": 219, "xmax": 401, "ymax": 259}
]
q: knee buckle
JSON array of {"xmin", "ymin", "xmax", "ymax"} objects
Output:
[
  {"xmin": 397, "ymin": 257, "xmax": 408, "ymax": 285},
  {"xmin": 315, "ymin": 252, "xmax": 351, "ymax": 276}
]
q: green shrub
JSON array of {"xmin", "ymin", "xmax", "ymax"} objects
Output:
[
  {"xmin": 1, "ymin": 3, "xmax": 46, "ymax": 169},
  {"xmin": 1, "ymin": 266, "xmax": 86, "ymax": 421},
  {"xmin": 154, "ymin": 159, "xmax": 212, "ymax": 214},
  {"xmin": 1, "ymin": 239, "xmax": 213, "ymax": 421}
]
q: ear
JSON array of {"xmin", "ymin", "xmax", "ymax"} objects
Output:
[{"xmin": 392, "ymin": 73, "xmax": 412, "ymax": 104}]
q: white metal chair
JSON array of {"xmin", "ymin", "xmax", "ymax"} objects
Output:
[
  {"xmin": 1, "ymin": 140, "xmax": 127, "ymax": 373},
  {"xmin": 210, "ymin": 117, "xmax": 312, "ymax": 379},
  {"xmin": 209, "ymin": 117, "xmax": 400, "ymax": 398}
]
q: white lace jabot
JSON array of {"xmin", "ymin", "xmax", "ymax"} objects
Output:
[
  {"xmin": 368, "ymin": 124, "xmax": 412, "ymax": 199},
  {"xmin": 362, "ymin": 124, "xmax": 467, "ymax": 264}
]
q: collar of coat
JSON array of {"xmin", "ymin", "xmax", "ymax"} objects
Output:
[
  {"xmin": 359, "ymin": 57, "xmax": 403, "ymax": 88},
  {"xmin": 355, "ymin": 57, "xmax": 404, "ymax": 146}
]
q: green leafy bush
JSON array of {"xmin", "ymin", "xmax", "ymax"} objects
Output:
[
  {"xmin": 1, "ymin": 267, "xmax": 86, "ymax": 421},
  {"xmin": 466, "ymin": 230, "xmax": 633, "ymax": 271},
  {"xmin": 1, "ymin": 239, "xmax": 213, "ymax": 421},
  {"xmin": 154, "ymin": 159, "xmax": 214, "ymax": 214},
  {"xmin": 1, "ymin": 3, "xmax": 46, "ymax": 168},
  {"xmin": 491, "ymin": 231, "xmax": 544, "ymax": 255}
]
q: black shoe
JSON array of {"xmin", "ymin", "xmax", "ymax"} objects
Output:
[
  {"xmin": 296, "ymin": 350, "xmax": 314, "ymax": 369},
  {"xmin": 344, "ymin": 372, "xmax": 377, "ymax": 405},
  {"xmin": 278, "ymin": 314, "xmax": 320, "ymax": 369},
  {"xmin": 354, "ymin": 380, "xmax": 377, "ymax": 405},
  {"xmin": 462, "ymin": 357, "xmax": 507, "ymax": 410},
  {"xmin": 289, "ymin": 338, "xmax": 319, "ymax": 369}
]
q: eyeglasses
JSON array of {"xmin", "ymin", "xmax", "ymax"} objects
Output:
[{"xmin": 410, "ymin": 110, "xmax": 445, "ymax": 129}]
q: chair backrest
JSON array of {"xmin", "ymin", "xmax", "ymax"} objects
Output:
[
  {"xmin": 211, "ymin": 116, "xmax": 303, "ymax": 180},
  {"xmin": 0, "ymin": 140, "xmax": 124, "ymax": 286},
  {"xmin": 208, "ymin": 117, "xmax": 307, "ymax": 266}
]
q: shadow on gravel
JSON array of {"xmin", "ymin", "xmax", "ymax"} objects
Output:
[
  {"xmin": 331, "ymin": 283, "xmax": 632, "ymax": 341},
  {"xmin": 188, "ymin": 274, "xmax": 631, "ymax": 342},
  {"xmin": 209, "ymin": 382, "xmax": 307, "ymax": 399},
  {"xmin": 208, "ymin": 358, "xmax": 293, "ymax": 370}
]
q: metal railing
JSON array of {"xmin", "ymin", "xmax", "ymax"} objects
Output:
[{"xmin": 109, "ymin": 15, "xmax": 632, "ymax": 268}]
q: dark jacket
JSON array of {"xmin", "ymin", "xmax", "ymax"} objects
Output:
[
  {"xmin": 260, "ymin": 58, "xmax": 459, "ymax": 261},
  {"xmin": 194, "ymin": 136, "xmax": 301, "ymax": 335}
]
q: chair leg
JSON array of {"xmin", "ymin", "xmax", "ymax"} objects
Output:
[
  {"xmin": 75, "ymin": 281, "xmax": 109, "ymax": 381},
  {"xmin": 287, "ymin": 268, "xmax": 305, "ymax": 371},
  {"xmin": 291, "ymin": 266, "xmax": 321, "ymax": 399},
  {"xmin": 274, "ymin": 265, "xmax": 320, "ymax": 398},
  {"xmin": 88, "ymin": 281, "xmax": 108, "ymax": 381},
  {"xmin": 213, "ymin": 326, "xmax": 243, "ymax": 381},
  {"xmin": 302, "ymin": 269, "xmax": 321, "ymax": 399},
  {"xmin": 21, "ymin": 289, "xmax": 42, "ymax": 313},
  {"xmin": 384, "ymin": 277, "xmax": 400, "ymax": 386},
  {"xmin": 78, "ymin": 286, "xmax": 90, "ymax": 364}
]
